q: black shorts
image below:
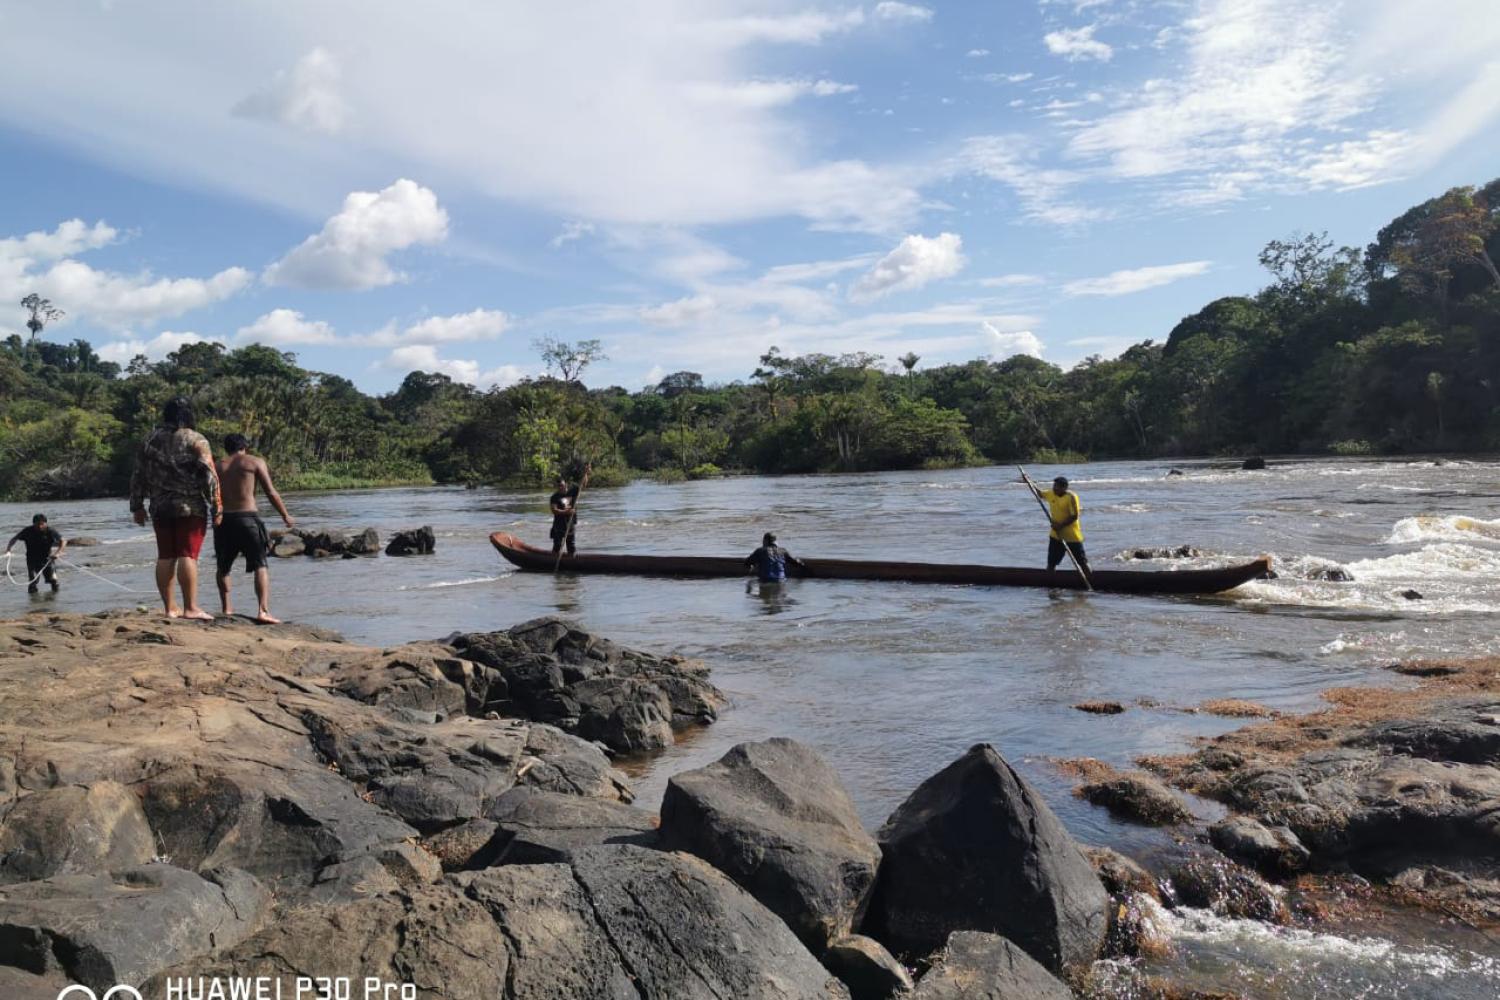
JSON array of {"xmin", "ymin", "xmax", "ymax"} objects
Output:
[
  {"xmin": 215, "ymin": 512, "xmax": 269, "ymax": 575},
  {"xmin": 1047, "ymin": 537, "xmax": 1088, "ymax": 569}
]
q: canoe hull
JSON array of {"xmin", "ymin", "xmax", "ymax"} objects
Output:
[{"xmin": 489, "ymin": 533, "xmax": 1271, "ymax": 595}]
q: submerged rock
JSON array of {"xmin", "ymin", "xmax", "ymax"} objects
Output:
[
  {"xmin": 660, "ymin": 738, "xmax": 881, "ymax": 952},
  {"xmin": 866, "ymin": 743, "xmax": 1108, "ymax": 971},
  {"xmin": 911, "ymin": 931, "xmax": 1072, "ymax": 1000},
  {"xmin": 1241, "ymin": 457, "xmax": 1267, "ymax": 470}
]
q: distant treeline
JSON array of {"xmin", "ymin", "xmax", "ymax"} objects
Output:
[{"xmin": 2, "ymin": 177, "xmax": 1497, "ymax": 501}]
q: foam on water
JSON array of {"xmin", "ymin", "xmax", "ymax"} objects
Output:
[
  {"xmin": 399, "ymin": 575, "xmax": 504, "ymax": 590},
  {"xmin": 1385, "ymin": 515, "xmax": 1500, "ymax": 545},
  {"xmin": 1163, "ymin": 905, "xmax": 1500, "ymax": 981}
]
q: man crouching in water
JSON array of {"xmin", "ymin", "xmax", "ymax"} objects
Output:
[{"xmin": 215, "ymin": 434, "xmax": 294, "ymax": 623}]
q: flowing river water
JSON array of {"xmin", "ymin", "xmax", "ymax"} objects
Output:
[{"xmin": 4, "ymin": 457, "xmax": 1499, "ymax": 997}]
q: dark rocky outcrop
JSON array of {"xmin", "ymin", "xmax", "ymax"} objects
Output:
[
  {"xmin": 449, "ymin": 616, "xmax": 726, "ymax": 754},
  {"xmin": 866, "ymin": 744, "xmax": 1109, "ymax": 971},
  {"xmin": 385, "ymin": 525, "xmax": 436, "ymax": 556},
  {"xmin": 270, "ymin": 532, "xmax": 305, "ymax": 557},
  {"xmin": 0, "ymin": 864, "xmax": 268, "ymax": 989},
  {"xmin": 1241, "ymin": 457, "xmax": 1267, "ymax": 470},
  {"xmin": 911, "ymin": 931, "xmax": 1072, "ymax": 1000},
  {"xmin": 66, "ymin": 536, "xmax": 100, "ymax": 547},
  {"xmin": 482, "ymin": 786, "xmax": 658, "ymax": 863},
  {"xmin": 660, "ymin": 738, "xmax": 882, "ymax": 951},
  {"xmin": 280, "ymin": 527, "xmax": 380, "ymax": 558},
  {"xmin": 821, "ymin": 934, "xmax": 912, "ymax": 1000}
]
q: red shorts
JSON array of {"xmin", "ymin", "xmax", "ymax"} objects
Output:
[{"xmin": 153, "ymin": 515, "xmax": 207, "ymax": 560}]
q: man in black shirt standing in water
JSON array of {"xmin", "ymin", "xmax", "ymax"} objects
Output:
[
  {"xmin": 6, "ymin": 514, "xmax": 65, "ymax": 593},
  {"xmin": 549, "ymin": 465, "xmax": 591, "ymax": 557}
]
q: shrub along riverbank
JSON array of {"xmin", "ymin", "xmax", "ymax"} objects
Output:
[{"xmin": 2, "ymin": 177, "xmax": 1497, "ymax": 501}]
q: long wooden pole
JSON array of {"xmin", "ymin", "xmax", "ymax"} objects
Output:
[
  {"xmin": 551, "ymin": 464, "xmax": 590, "ymax": 573},
  {"xmin": 1017, "ymin": 465, "xmax": 1093, "ymax": 591}
]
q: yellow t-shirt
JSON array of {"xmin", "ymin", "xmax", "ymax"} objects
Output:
[{"xmin": 1041, "ymin": 489, "xmax": 1083, "ymax": 543}]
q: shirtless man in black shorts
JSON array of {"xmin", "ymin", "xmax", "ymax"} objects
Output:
[{"xmin": 214, "ymin": 434, "xmax": 294, "ymax": 622}]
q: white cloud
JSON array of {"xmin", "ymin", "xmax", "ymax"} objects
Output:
[
  {"xmin": 380, "ymin": 344, "xmax": 525, "ymax": 388},
  {"xmin": 0, "ymin": 219, "xmax": 249, "ymax": 330},
  {"xmin": 981, "ymin": 320, "xmax": 1044, "ymax": 358},
  {"xmin": 687, "ymin": 78, "xmax": 858, "ymax": 109},
  {"xmin": 1063, "ymin": 261, "xmax": 1211, "ymax": 296},
  {"xmin": 979, "ymin": 273, "xmax": 1045, "ymax": 288},
  {"xmin": 397, "ymin": 308, "xmax": 509, "ymax": 344},
  {"xmin": 966, "ymin": 48, "xmax": 990, "ymax": 58},
  {"xmin": 0, "ymin": 6, "xmax": 925, "ymax": 233},
  {"xmin": 97, "ymin": 331, "xmax": 221, "ymax": 365},
  {"xmin": 873, "ymin": 2, "xmax": 935, "ymax": 24},
  {"xmin": 264, "ymin": 179, "xmax": 449, "ymax": 290},
  {"xmin": 548, "ymin": 221, "xmax": 596, "ymax": 249},
  {"xmin": 850, "ymin": 232, "xmax": 965, "ymax": 303},
  {"xmin": 1043, "ymin": 25, "xmax": 1112, "ymax": 62},
  {"xmin": 237, "ymin": 308, "xmax": 338, "ymax": 346},
  {"xmin": 232, "ymin": 47, "xmax": 348, "ymax": 134},
  {"xmin": 0, "ymin": 219, "xmax": 118, "ymax": 261},
  {"xmin": 957, "ymin": 136, "xmax": 1106, "ymax": 226}
]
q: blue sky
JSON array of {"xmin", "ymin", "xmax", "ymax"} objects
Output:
[{"xmin": 1, "ymin": 0, "xmax": 1497, "ymax": 392}]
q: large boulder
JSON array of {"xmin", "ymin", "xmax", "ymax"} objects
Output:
[
  {"xmin": 660, "ymin": 738, "xmax": 882, "ymax": 952},
  {"xmin": 1208, "ymin": 815, "xmax": 1310, "ymax": 878},
  {"xmin": 0, "ymin": 781, "xmax": 155, "ymax": 884},
  {"xmin": 270, "ymin": 533, "xmax": 305, "ymax": 557},
  {"xmin": 866, "ymin": 744, "xmax": 1108, "ymax": 971},
  {"xmin": 385, "ymin": 525, "xmax": 436, "ymax": 556},
  {"xmin": 911, "ymin": 931, "xmax": 1072, "ymax": 1000},
  {"xmin": 455, "ymin": 846, "xmax": 852, "ymax": 998},
  {"xmin": 0, "ymin": 864, "xmax": 267, "ymax": 989},
  {"xmin": 483, "ymin": 786, "xmax": 658, "ymax": 863},
  {"xmin": 346, "ymin": 527, "xmax": 381, "ymax": 555}
]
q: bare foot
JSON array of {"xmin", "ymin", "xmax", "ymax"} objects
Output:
[
  {"xmin": 180, "ymin": 609, "xmax": 214, "ymax": 621},
  {"xmin": 255, "ymin": 612, "xmax": 282, "ymax": 625},
  {"xmin": 166, "ymin": 608, "xmax": 182, "ymax": 618}
]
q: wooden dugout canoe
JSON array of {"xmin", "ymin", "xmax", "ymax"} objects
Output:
[{"xmin": 489, "ymin": 532, "xmax": 1272, "ymax": 595}]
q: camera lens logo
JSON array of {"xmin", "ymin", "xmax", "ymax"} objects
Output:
[{"xmin": 56, "ymin": 987, "xmax": 144, "ymax": 1000}]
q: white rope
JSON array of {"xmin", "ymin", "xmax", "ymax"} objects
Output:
[
  {"xmin": 3, "ymin": 551, "xmax": 48, "ymax": 588},
  {"xmin": 56, "ymin": 556, "xmax": 143, "ymax": 592},
  {"xmin": 4, "ymin": 551, "xmax": 144, "ymax": 592}
]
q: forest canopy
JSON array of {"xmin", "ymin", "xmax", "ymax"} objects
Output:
[{"xmin": 2, "ymin": 178, "xmax": 1497, "ymax": 500}]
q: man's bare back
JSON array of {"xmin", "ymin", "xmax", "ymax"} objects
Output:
[{"xmin": 217, "ymin": 452, "xmax": 292, "ymax": 519}]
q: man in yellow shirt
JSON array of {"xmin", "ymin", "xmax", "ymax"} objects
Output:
[{"xmin": 1041, "ymin": 476, "xmax": 1090, "ymax": 574}]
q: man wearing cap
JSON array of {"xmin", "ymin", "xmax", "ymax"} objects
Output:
[
  {"xmin": 745, "ymin": 532, "xmax": 806, "ymax": 583},
  {"xmin": 1040, "ymin": 476, "xmax": 1090, "ymax": 574}
]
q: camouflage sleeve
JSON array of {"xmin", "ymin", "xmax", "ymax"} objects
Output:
[
  {"xmin": 128, "ymin": 442, "xmax": 147, "ymax": 513},
  {"xmin": 199, "ymin": 458, "xmax": 222, "ymax": 522}
]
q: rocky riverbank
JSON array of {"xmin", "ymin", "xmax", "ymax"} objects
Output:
[{"xmin": 1, "ymin": 612, "xmax": 1495, "ymax": 999}]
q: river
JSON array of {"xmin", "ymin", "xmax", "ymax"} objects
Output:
[{"xmin": 4, "ymin": 456, "xmax": 1499, "ymax": 997}]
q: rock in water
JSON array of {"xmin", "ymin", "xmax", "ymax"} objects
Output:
[
  {"xmin": 821, "ymin": 935, "xmax": 912, "ymax": 1000},
  {"xmin": 1208, "ymin": 816, "xmax": 1310, "ymax": 878},
  {"xmin": 911, "ymin": 931, "xmax": 1072, "ymax": 1000},
  {"xmin": 385, "ymin": 525, "xmax": 436, "ymax": 556},
  {"xmin": 1079, "ymin": 770, "xmax": 1193, "ymax": 826},
  {"xmin": 270, "ymin": 533, "xmax": 305, "ymax": 557},
  {"xmin": 0, "ymin": 781, "xmax": 155, "ymax": 884},
  {"xmin": 1241, "ymin": 457, "xmax": 1267, "ymax": 470},
  {"xmin": 345, "ymin": 527, "xmax": 381, "ymax": 555},
  {"xmin": 0, "ymin": 864, "xmax": 268, "ymax": 989},
  {"xmin": 866, "ymin": 743, "xmax": 1108, "ymax": 971},
  {"xmin": 67, "ymin": 536, "xmax": 101, "ymax": 547},
  {"xmin": 1166, "ymin": 855, "xmax": 1289, "ymax": 924},
  {"xmin": 660, "ymin": 738, "xmax": 882, "ymax": 951}
]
